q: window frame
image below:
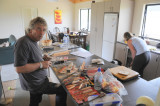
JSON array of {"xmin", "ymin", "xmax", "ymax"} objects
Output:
[
  {"xmin": 141, "ymin": 4, "xmax": 160, "ymax": 41},
  {"xmin": 80, "ymin": 8, "xmax": 91, "ymax": 31}
]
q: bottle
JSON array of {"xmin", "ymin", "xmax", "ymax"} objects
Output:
[
  {"xmin": 66, "ymin": 34, "xmax": 70, "ymax": 46},
  {"xmin": 94, "ymin": 67, "xmax": 103, "ymax": 90},
  {"xmin": 63, "ymin": 35, "xmax": 67, "ymax": 44},
  {"xmin": 67, "ymin": 28, "xmax": 70, "ymax": 34}
]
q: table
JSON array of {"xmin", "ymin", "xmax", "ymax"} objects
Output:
[
  {"xmin": 55, "ymin": 34, "xmax": 88, "ymax": 49},
  {"xmin": 69, "ymin": 35, "xmax": 88, "ymax": 49},
  {"xmin": 49, "ymin": 48, "xmax": 159, "ymax": 106}
]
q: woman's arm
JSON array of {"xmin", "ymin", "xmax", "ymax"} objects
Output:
[{"xmin": 127, "ymin": 39, "xmax": 136, "ymax": 62}]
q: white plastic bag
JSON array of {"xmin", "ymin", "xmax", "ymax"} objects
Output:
[{"xmin": 102, "ymin": 69, "xmax": 128, "ymax": 96}]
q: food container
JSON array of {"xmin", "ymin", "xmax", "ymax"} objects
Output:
[
  {"xmin": 41, "ymin": 40, "xmax": 52, "ymax": 46},
  {"xmin": 88, "ymin": 93, "xmax": 122, "ymax": 106}
]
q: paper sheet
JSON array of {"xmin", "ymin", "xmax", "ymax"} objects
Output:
[{"xmin": 70, "ymin": 51, "xmax": 93, "ymax": 58}]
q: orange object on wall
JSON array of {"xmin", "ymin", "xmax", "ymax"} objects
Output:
[{"xmin": 54, "ymin": 10, "xmax": 62, "ymax": 24}]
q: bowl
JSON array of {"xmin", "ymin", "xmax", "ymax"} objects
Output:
[{"xmin": 41, "ymin": 40, "xmax": 52, "ymax": 46}]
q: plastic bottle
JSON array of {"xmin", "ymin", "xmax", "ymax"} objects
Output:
[
  {"xmin": 94, "ymin": 67, "xmax": 103, "ymax": 90},
  {"xmin": 63, "ymin": 35, "xmax": 67, "ymax": 44},
  {"xmin": 66, "ymin": 34, "xmax": 70, "ymax": 47}
]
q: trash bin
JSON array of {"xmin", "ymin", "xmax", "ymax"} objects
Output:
[{"xmin": 86, "ymin": 43, "xmax": 89, "ymax": 51}]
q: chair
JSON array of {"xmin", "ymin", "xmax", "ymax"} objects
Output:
[
  {"xmin": 47, "ymin": 31, "xmax": 58, "ymax": 43},
  {"xmin": 0, "ymin": 35, "xmax": 16, "ymax": 65}
]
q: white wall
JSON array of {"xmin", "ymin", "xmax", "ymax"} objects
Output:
[
  {"xmin": 0, "ymin": 0, "xmax": 75, "ymax": 39},
  {"xmin": 117, "ymin": 0, "xmax": 135, "ymax": 42},
  {"xmin": 74, "ymin": 1, "xmax": 91, "ymax": 31},
  {"xmin": 74, "ymin": 0, "xmax": 105, "ymax": 31},
  {"xmin": 74, "ymin": 0, "xmax": 104, "ymax": 43},
  {"xmin": 132, "ymin": 0, "xmax": 160, "ymax": 36}
]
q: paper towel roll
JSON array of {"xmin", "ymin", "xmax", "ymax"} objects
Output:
[{"xmin": 136, "ymin": 96, "xmax": 154, "ymax": 106}]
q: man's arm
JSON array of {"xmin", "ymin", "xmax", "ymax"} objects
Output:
[{"xmin": 16, "ymin": 61, "xmax": 52, "ymax": 74}]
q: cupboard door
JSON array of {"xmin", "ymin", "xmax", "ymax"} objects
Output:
[
  {"xmin": 95, "ymin": 2, "xmax": 104, "ymax": 57},
  {"xmin": 104, "ymin": 0, "xmax": 112, "ymax": 12},
  {"xmin": 111, "ymin": 0, "xmax": 120, "ymax": 12},
  {"xmin": 90, "ymin": 3, "xmax": 97, "ymax": 54},
  {"xmin": 114, "ymin": 43, "xmax": 127, "ymax": 66},
  {"xmin": 143, "ymin": 52, "xmax": 159, "ymax": 81},
  {"xmin": 155, "ymin": 56, "xmax": 160, "ymax": 78}
]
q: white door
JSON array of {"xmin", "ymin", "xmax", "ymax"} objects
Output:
[
  {"xmin": 103, "ymin": 13, "xmax": 118, "ymax": 43},
  {"xmin": 102, "ymin": 41, "xmax": 115, "ymax": 61},
  {"xmin": 22, "ymin": 8, "xmax": 38, "ymax": 34}
]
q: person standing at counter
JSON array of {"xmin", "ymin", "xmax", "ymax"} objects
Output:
[
  {"xmin": 14, "ymin": 17, "xmax": 67, "ymax": 106},
  {"xmin": 124, "ymin": 32, "xmax": 151, "ymax": 77}
]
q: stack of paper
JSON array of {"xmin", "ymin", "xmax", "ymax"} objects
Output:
[{"xmin": 70, "ymin": 51, "xmax": 93, "ymax": 58}]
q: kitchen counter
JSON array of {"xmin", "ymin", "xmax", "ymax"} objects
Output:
[{"xmin": 46, "ymin": 45, "xmax": 159, "ymax": 106}]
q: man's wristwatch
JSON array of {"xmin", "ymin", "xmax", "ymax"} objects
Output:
[{"xmin": 40, "ymin": 62, "xmax": 43, "ymax": 69}]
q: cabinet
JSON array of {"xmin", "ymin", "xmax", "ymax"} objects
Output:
[
  {"xmin": 104, "ymin": 0, "xmax": 121, "ymax": 12},
  {"xmin": 115, "ymin": 42, "xmax": 128, "ymax": 66},
  {"xmin": 90, "ymin": 2, "xmax": 104, "ymax": 57},
  {"xmin": 143, "ymin": 52, "xmax": 160, "ymax": 81},
  {"xmin": 115, "ymin": 42, "xmax": 132, "ymax": 66}
]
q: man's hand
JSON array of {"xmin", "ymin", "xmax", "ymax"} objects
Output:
[
  {"xmin": 43, "ymin": 54, "xmax": 52, "ymax": 61},
  {"xmin": 41, "ymin": 61, "xmax": 52, "ymax": 69}
]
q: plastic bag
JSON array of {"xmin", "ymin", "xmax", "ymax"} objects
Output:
[{"xmin": 102, "ymin": 69, "xmax": 128, "ymax": 96}]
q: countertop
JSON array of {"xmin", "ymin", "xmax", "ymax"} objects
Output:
[{"xmin": 47, "ymin": 46, "xmax": 159, "ymax": 106}]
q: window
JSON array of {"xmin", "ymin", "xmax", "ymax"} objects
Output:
[
  {"xmin": 80, "ymin": 9, "xmax": 91, "ymax": 31},
  {"xmin": 142, "ymin": 4, "xmax": 160, "ymax": 40}
]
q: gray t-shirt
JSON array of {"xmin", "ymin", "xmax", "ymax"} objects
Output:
[{"xmin": 14, "ymin": 35, "xmax": 47, "ymax": 91}]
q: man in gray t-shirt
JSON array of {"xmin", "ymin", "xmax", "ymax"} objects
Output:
[{"xmin": 14, "ymin": 17, "xmax": 66, "ymax": 106}]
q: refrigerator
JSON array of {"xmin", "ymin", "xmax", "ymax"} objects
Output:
[{"xmin": 102, "ymin": 13, "xmax": 118, "ymax": 61}]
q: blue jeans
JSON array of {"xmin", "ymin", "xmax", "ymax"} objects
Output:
[{"xmin": 29, "ymin": 78, "xmax": 67, "ymax": 106}]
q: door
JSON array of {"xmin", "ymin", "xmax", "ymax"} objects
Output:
[
  {"xmin": 102, "ymin": 41, "xmax": 115, "ymax": 61},
  {"xmin": 111, "ymin": 0, "xmax": 120, "ymax": 12},
  {"xmin": 103, "ymin": 13, "xmax": 118, "ymax": 43},
  {"xmin": 90, "ymin": 3, "xmax": 97, "ymax": 54},
  {"xmin": 22, "ymin": 8, "xmax": 38, "ymax": 35},
  {"xmin": 104, "ymin": 0, "xmax": 112, "ymax": 12},
  {"xmin": 102, "ymin": 13, "xmax": 118, "ymax": 61},
  {"xmin": 95, "ymin": 2, "xmax": 104, "ymax": 57},
  {"xmin": 155, "ymin": 55, "xmax": 160, "ymax": 78}
]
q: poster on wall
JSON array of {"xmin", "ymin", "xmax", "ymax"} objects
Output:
[{"xmin": 54, "ymin": 10, "xmax": 62, "ymax": 24}]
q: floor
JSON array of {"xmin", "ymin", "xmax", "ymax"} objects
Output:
[
  {"xmin": 1, "ymin": 80, "xmax": 16, "ymax": 106},
  {"xmin": 0, "ymin": 67, "xmax": 75, "ymax": 106}
]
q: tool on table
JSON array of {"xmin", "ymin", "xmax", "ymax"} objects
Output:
[
  {"xmin": 52, "ymin": 50, "xmax": 70, "ymax": 57},
  {"xmin": 82, "ymin": 92, "xmax": 106, "ymax": 106},
  {"xmin": 53, "ymin": 58, "xmax": 76, "ymax": 65},
  {"xmin": 84, "ymin": 76, "xmax": 94, "ymax": 86},
  {"xmin": 61, "ymin": 71, "xmax": 78, "ymax": 82},
  {"xmin": 80, "ymin": 69, "xmax": 94, "ymax": 86}
]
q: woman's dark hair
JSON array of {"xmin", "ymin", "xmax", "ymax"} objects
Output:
[{"xmin": 124, "ymin": 32, "xmax": 133, "ymax": 41}]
